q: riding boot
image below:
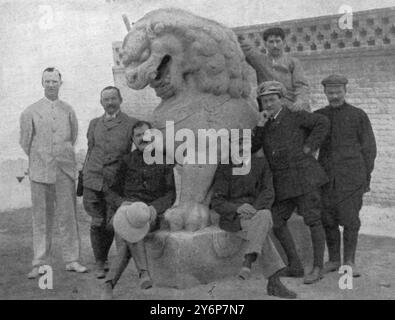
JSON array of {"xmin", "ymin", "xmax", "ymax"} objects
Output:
[
  {"xmin": 343, "ymin": 227, "xmax": 359, "ymax": 264},
  {"xmin": 309, "ymin": 222, "xmax": 325, "ymax": 269},
  {"xmin": 273, "ymin": 225, "xmax": 304, "ymax": 277},
  {"xmin": 324, "ymin": 226, "xmax": 341, "ymax": 263},
  {"xmin": 90, "ymin": 225, "xmax": 106, "ymax": 264},
  {"xmin": 106, "ymin": 235, "xmax": 131, "ymax": 287},
  {"xmin": 129, "ymin": 241, "xmax": 150, "ymax": 271},
  {"xmin": 343, "ymin": 227, "xmax": 360, "ymax": 277},
  {"xmin": 90, "ymin": 225, "xmax": 107, "ymax": 278},
  {"xmin": 323, "ymin": 226, "xmax": 341, "ymax": 273},
  {"xmin": 128, "ymin": 241, "xmax": 152, "ymax": 289},
  {"xmin": 303, "ymin": 222, "xmax": 325, "ymax": 284},
  {"xmin": 102, "ymin": 225, "xmax": 114, "ymax": 263}
]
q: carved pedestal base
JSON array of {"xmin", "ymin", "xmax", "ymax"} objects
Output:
[
  {"xmin": 144, "ymin": 213, "xmax": 313, "ymax": 289},
  {"xmin": 144, "ymin": 226, "xmax": 245, "ymax": 289}
]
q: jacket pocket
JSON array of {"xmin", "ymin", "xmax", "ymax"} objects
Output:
[
  {"xmin": 335, "ymin": 162, "xmax": 366, "ymax": 191},
  {"xmin": 271, "ymin": 148, "xmax": 289, "ymax": 170}
]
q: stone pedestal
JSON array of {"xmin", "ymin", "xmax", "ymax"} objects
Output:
[
  {"xmin": 144, "ymin": 213, "xmax": 313, "ymax": 289},
  {"xmin": 145, "ymin": 226, "xmax": 246, "ymax": 288}
]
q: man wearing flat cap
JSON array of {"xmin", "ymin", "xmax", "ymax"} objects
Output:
[
  {"xmin": 315, "ymin": 74, "xmax": 377, "ymax": 277},
  {"xmin": 252, "ymin": 81, "xmax": 329, "ymax": 284},
  {"xmin": 240, "ymin": 27, "xmax": 310, "ymax": 112},
  {"xmin": 101, "ymin": 120, "xmax": 176, "ymax": 299}
]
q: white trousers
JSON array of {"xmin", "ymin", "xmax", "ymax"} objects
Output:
[
  {"xmin": 30, "ymin": 168, "xmax": 81, "ymax": 266},
  {"xmin": 239, "ymin": 210, "xmax": 285, "ymax": 278}
]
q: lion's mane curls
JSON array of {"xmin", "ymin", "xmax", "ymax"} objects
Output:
[{"xmin": 133, "ymin": 8, "xmax": 251, "ymax": 99}]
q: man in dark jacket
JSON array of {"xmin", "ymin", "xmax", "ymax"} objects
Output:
[
  {"xmin": 101, "ymin": 120, "xmax": 176, "ymax": 299},
  {"xmin": 83, "ymin": 86, "xmax": 138, "ymax": 278},
  {"xmin": 252, "ymin": 81, "xmax": 329, "ymax": 284},
  {"xmin": 315, "ymin": 74, "xmax": 377, "ymax": 277},
  {"xmin": 211, "ymin": 144, "xmax": 297, "ymax": 299}
]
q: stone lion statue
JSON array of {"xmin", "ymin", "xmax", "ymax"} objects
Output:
[{"xmin": 121, "ymin": 8, "xmax": 257, "ymax": 231}]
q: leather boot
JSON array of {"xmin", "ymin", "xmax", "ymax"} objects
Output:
[
  {"xmin": 238, "ymin": 253, "xmax": 257, "ymax": 280},
  {"xmin": 343, "ymin": 262, "xmax": 360, "ymax": 278},
  {"xmin": 309, "ymin": 222, "xmax": 325, "ymax": 270},
  {"xmin": 128, "ymin": 241, "xmax": 153, "ymax": 289},
  {"xmin": 267, "ymin": 270, "xmax": 297, "ymax": 299},
  {"xmin": 304, "ymin": 219, "xmax": 325, "ymax": 284},
  {"xmin": 323, "ymin": 260, "xmax": 341, "ymax": 274},
  {"xmin": 303, "ymin": 266, "xmax": 323, "ymax": 284},
  {"xmin": 139, "ymin": 270, "xmax": 153, "ymax": 289},
  {"xmin": 90, "ymin": 225, "xmax": 106, "ymax": 279},
  {"xmin": 343, "ymin": 227, "xmax": 360, "ymax": 277},
  {"xmin": 323, "ymin": 226, "xmax": 341, "ymax": 274},
  {"xmin": 95, "ymin": 261, "xmax": 106, "ymax": 279},
  {"xmin": 101, "ymin": 280, "xmax": 114, "ymax": 300},
  {"xmin": 106, "ymin": 237, "xmax": 132, "ymax": 287},
  {"xmin": 102, "ymin": 226, "xmax": 114, "ymax": 264},
  {"xmin": 273, "ymin": 225, "xmax": 304, "ymax": 277}
]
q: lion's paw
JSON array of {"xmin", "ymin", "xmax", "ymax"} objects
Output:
[
  {"xmin": 164, "ymin": 207, "xmax": 184, "ymax": 231},
  {"xmin": 184, "ymin": 203, "xmax": 210, "ymax": 232}
]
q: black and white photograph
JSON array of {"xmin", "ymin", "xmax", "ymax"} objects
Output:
[{"xmin": 0, "ymin": 0, "xmax": 394, "ymax": 304}]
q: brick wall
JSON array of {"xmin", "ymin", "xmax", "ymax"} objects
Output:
[
  {"xmin": 233, "ymin": 7, "xmax": 395, "ymax": 206},
  {"xmin": 113, "ymin": 7, "xmax": 395, "ymax": 206},
  {"xmin": 300, "ymin": 49, "xmax": 395, "ymax": 206}
]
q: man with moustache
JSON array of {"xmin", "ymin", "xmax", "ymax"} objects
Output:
[
  {"xmin": 315, "ymin": 75, "xmax": 376, "ymax": 277},
  {"xmin": 83, "ymin": 86, "xmax": 138, "ymax": 279},
  {"xmin": 240, "ymin": 27, "xmax": 310, "ymax": 112},
  {"xmin": 20, "ymin": 67, "xmax": 87, "ymax": 278},
  {"xmin": 211, "ymin": 138, "xmax": 297, "ymax": 299},
  {"xmin": 252, "ymin": 81, "xmax": 329, "ymax": 284},
  {"xmin": 101, "ymin": 121, "xmax": 176, "ymax": 299}
]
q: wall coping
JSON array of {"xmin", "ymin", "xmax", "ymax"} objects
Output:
[
  {"xmin": 233, "ymin": 6, "xmax": 395, "ymax": 33},
  {"xmin": 112, "ymin": 6, "xmax": 395, "ymax": 68}
]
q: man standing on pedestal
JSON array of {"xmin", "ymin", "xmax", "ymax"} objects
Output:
[
  {"xmin": 315, "ymin": 75, "xmax": 377, "ymax": 277},
  {"xmin": 20, "ymin": 67, "xmax": 87, "ymax": 278},
  {"xmin": 252, "ymin": 81, "xmax": 329, "ymax": 284},
  {"xmin": 240, "ymin": 27, "xmax": 310, "ymax": 112}
]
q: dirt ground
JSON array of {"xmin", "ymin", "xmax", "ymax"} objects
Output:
[{"xmin": 0, "ymin": 205, "xmax": 394, "ymax": 300}]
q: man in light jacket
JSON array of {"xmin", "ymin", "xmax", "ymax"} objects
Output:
[{"xmin": 19, "ymin": 67, "xmax": 87, "ymax": 279}]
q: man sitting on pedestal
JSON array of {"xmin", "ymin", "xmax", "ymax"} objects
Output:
[
  {"xmin": 210, "ymin": 140, "xmax": 297, "ymax": 299},
  {"xmin": 101, "ymin": 120, "xmax": 175, "ymax": 299}
]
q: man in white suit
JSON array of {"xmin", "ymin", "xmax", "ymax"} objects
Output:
[{"xmin": 19, "ymin": 67, "xmax": 87, "ymax": 278}]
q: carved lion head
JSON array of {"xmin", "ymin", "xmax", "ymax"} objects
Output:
[{"xmin": 121, "ymin": 8, "xmax": 251, "ymax": 101}]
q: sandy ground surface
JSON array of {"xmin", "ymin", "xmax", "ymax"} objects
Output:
[{"xmin": 0, "ymin": 205, "xmax": 394, "ymax": 300}]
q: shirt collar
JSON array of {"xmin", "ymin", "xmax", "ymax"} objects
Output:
[
  {"xmin": 43, "ymin": 96, "xmax": 58, "ymax": 104},
  {"xmin": 104, "ymin": 109, "xmax": 120, "ymax": 120},
  {"xmin": 329, "ymin": 101, "xmax": 347, "ymax": 109},
  {"xmin": 272, "ymin": 107, "xmax": 283, "ymax": 120}
]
